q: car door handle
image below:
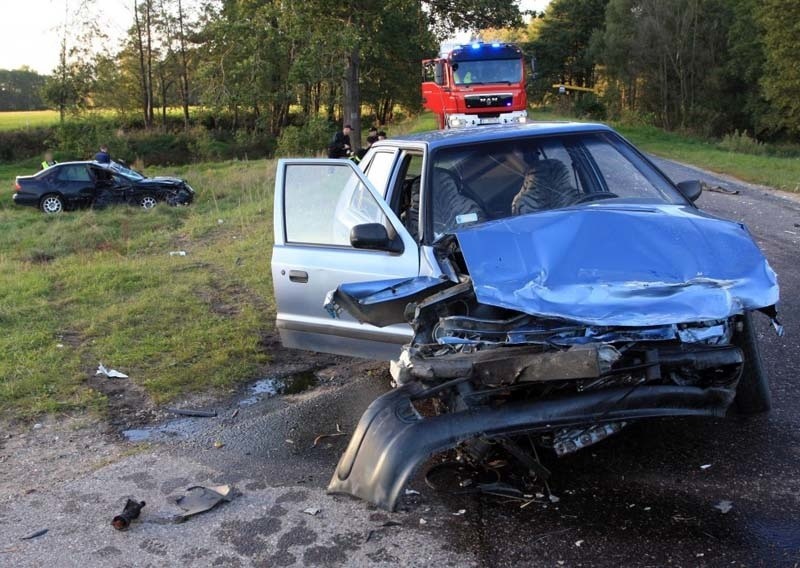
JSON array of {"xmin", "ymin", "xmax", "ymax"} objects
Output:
[{"xmin": 289, "ymin": 270, "xmax": 308, "ymax": 283}]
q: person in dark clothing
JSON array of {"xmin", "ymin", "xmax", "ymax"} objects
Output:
[
  {"xmin": 377, "ymin": 130, "xmax": 387, "ymax": 140},
  {"xmin": 354, "ymin": 134, "xmax": 379, "ymax": 162},
  {"xmin": 95, "ymin": 145, "xmax": 111, "ymax": 163},
  {"xmin": 328, "ymin": 125, "xmax": 352, "ymax": 158}
]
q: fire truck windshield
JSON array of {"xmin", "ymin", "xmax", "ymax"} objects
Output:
[{"xmin": 453, "ymin": 59, "xmax": 522, "ymax": 85}]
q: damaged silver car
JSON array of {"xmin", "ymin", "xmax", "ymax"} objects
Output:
[{"xmin": 271, "ymin": 122, "xmax": 780, "ymax": 510}]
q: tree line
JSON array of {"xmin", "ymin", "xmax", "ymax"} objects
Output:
[
  {"xmin": 518, "ymin": 0, "xmax": 800, "ymax": 141},
  {"xmin": 38, "ymin": 0, "xmax": 520, "ymax": 152}
]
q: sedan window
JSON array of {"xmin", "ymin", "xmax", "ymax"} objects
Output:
[{"xmin": 57, "ymin": 165, "xmax": 91, "ymax": 182}]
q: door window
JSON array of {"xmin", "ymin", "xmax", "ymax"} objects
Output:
[
  {"xmin": 284, "ymin": 163, "xmax": 392, "ymax": 247},
  {"xmin": 364, "ymin": 151, "xmax": 396, "ymax": 197},
  {"xmin": 57, "ymin": 165, "xmax": 91, "ymax": 182}
]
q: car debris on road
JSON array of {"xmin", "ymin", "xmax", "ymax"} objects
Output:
[{"xmin": 112, "ymin": 499, "xmax": 146, "ymax": 531}]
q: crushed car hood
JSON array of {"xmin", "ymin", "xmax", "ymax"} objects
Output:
[{"xmin": 453, "ymin": 204, "xmax": 779, "ymax": 326}]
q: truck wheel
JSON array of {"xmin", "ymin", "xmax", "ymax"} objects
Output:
[
  {"xmin": 40, "ymin": 194, "xmax": 64, "ymax": 214},
  {"xmin": 734, "ymin": 312, "xmax": 771, "ymax": 414}
]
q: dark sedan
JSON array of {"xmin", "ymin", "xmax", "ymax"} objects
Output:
[{"xmin": 13, "ymin": 161, "xmax": 195, "ymax": 213}]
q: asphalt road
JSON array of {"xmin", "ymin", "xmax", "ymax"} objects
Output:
[{"xmin": 1, "ymin": 158, "xmax": 798, "ymax": 567}]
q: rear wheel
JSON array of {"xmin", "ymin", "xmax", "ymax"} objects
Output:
[
  {"xmin": 734, "ymin": 312, "xmax": 771, "ymax": 414},
  {"xmin": 138, "ymin": 195, "xmax": 158, "ymax": 209},
  {"xmin": 40, "ymin": 194, "xmax": 64, "ymax": 214}
]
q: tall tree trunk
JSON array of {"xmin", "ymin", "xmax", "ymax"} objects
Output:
[
  {"xmin": 134, "ymin": 2, "xmax": 149, "ymax": 127},
  {"xmin": 145, "ymin": 0, "xmax": 155, "ymax": 127},
  {"xmin": 177, "ymin": 0, "xmax": 190, "ymax": 128},
  {"xmin": 342, "ymin": 48, "xmax": 361, "ymax": 149}
]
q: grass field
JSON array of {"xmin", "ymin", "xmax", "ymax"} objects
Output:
[
  {"xmin": 0, "ymin": 158, "xmax": 277, "ymax": 419},
  {"xmin": 0, "ymin": 110, "xmax": 61, "ymax": 131},
  {"xmin": 1, "ymin": 109, "xmax": 798, "ymax": 420}
]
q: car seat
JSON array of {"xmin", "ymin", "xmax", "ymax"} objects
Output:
[
  {"xmin": 431, "ymin": 167, "xmax": 486, "ymax": 236},
  {"xmin": 511, "ymin": 159, "xmax": 580, "ymax": 215}
]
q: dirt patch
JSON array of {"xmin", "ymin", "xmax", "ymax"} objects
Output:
[{"xmin": 87, "ymin": 367, "xmax": 157, "ymax": 428}]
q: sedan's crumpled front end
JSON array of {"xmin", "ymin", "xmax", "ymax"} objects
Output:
[{"xmin": 324, "ymin": 205, "xmax": 781, "ymax": 511}]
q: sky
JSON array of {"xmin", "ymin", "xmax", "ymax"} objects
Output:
[{"xmin": 0, "ymin": 0, "xmax": 552, "ymax": 75}]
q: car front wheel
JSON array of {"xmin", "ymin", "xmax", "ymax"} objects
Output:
[
  {"xmin": 40, "ymin": 194, "xmax": 64, "ymax": 214},
  {"xmin": 734, "ymin": 311, "xmax": 771, "ymax": 414},
  {"xmin": 138, "ymin": 195, "xmax": 158, "ymax": 209}
]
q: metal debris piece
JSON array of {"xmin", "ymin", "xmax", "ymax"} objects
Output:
[
  {"xmin": 575, "ymin": 540, "xmax": 584, "ymax": 547},
  {"xmin": 20, "ymin": 529, "xmax": 48, "ymax": 540},
  {"xmin": 312, "ymin": 424, "xmax": 347, "ymax": 448},
  {"xmin": 404, "ymin": 489, "xmax": 420, "ymax": 496},
  {"xmin": 213, "ymin": 441, "xmax": 224, "ymax": 449},
  {"xmin": 418, "ymin": 518, "xmax": 427, "ymax": 525},
  {"xmin": 166, "ymin": 407, "xmax": 217, "ymax": 418},
  {"xmin": 702, "ymin": 182, "xmax": 739, "ymax": 195},
  {"xmin": 173, "ymin": 485, "xmax": 233, "ymax": 522},
  {"xmin": 700, "ymin": 464, "xmax": 712, "ymax": 470},
  {"xmin": 549, "ymin": 494, "xmax": 561, "ymax": 503},
  {"xmin": 96, "ymin": 363, "xmax": 128, "ymax": 379},
  {"xmin": 112, "ymin": 499, "xmax": 146, "ymax": 531},
  {"xmin": 169, "ymin": 251, "xmax": 187, "ymax": 256},
  {"xmin": 381, "ymin": 520, "xmax": 402, "ymax": 528},
  {"xmin": 714, "ymin": 500, "xmax": 733, "ymax": 514},
  {"xmin": 303, "ymin": 507, "xmax": 320, "ymax": 516},
  {"xmin": 452, "ymin": 509, "xmax": 466, "ymax": 516}
]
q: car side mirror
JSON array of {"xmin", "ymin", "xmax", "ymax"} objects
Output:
[
  {"xmin": 350, "ymin": 223, "xmax": 403, "ymax": 253},
  {"xmin": 676, "ymin": 180, "xmax": 702, "ymax": 202}
]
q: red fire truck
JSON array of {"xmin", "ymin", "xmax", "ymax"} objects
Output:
[{"xmin": 422, "ymin": 42, "xmax": 529, "ymax": 129}]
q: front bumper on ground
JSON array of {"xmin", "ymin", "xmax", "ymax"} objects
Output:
[{"xmin": 328, "ymin": 379, "xmax": 737, "ymax": 511}]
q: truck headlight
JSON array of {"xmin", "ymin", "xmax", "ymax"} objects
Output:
[{"xmin": 449, "ymin": 117, "xmax": 463, "ymax": 128}]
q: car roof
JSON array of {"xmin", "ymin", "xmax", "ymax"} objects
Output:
[
  {"xmin": 376, "ymin": 121, "xmax": 615, "ymax": 151},
  {"xmin": 46, "ymin": 160, "xmax": 116, "ymax": 168}
]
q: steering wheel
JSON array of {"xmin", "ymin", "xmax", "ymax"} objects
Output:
[{"xmin": 573, "ymin": 192, "xmax": 619, "ymax": 204}]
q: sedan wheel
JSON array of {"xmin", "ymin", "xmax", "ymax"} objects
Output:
[
  {"xmin": 40, "ymin": 194, "xmax": 64, "ymax": 214},
  {"xmin": 139, "ymin": 195, "xmax": 158, "ymax": 209}
]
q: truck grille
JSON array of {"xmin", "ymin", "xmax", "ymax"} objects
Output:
[{"xmin": 464, "ymin": 93, "xmax": 513, "ymax": 109}]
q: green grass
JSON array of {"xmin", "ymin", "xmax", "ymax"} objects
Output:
[
  {"xmin": 526, "ymin": 108, "xmax": 800, "ymax": 192},
  {"xmin": 0, "ymin": 158, "xmax": 276, "ymax": 418},
  {"xmin": 0, "ymin": 110, "xmax": 60, "ymax": 130}
]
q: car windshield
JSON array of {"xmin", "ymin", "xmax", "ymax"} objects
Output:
[
  {"xmin": 428, "ymin": 131, "xmax": 687, "ymax": 239},
  {"xmin": 453, "ymin": 59, "xmax": 521, "ymax": 85},
  {"xmin": 107, "ymin": 161, "xmax": 145, "ymax": 180}
]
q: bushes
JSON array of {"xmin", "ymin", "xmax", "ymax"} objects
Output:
[
  {"xmin": 276, "ymin": 116, "xmax": 334, "ymax": 157},
  {"xmin": 718, "ymin": 130, "xmax": 768, "ymax": 156},
  {"xmin": 0, "ymin": 128, "xmax": 52, "ymax": 162}
]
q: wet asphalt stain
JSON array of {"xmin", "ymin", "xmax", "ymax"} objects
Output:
[
  {"xmin": 181, "ymin": 547, "xmax": 212, "ymax": 564},
  {"xmin": 275, "ymin": 490, "xmax": 308, "ymax": 504},
  {"xmin": 139, "ymin": 538, "xmax": 169, "ymax": 557},
  {"xmin": 267, "ymin": 503, "xmax": 288, "ymax": 517},
  {"xmin": 214, "ymin": 516, "xmax": 282, "ymax": 557},
  {"xmin": 302, "ymin": 532, "xmax": 363, "ymax": 567},
  {"xmin": 212, "ymin": 555, "xmax": 243, "ymax": 567},
  {"xmin": 92, "ymin": 545, "xmax": 122, "ymax": 557},
  {"xmin": 263, "ymin": 522, "xmax": 319, "ymax": 566}
]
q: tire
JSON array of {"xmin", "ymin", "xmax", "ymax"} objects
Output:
[
  {"xmin": 40, "ymin": 194, "xmax": 64, "ymax": 214},
  {"xmin": 733, "ymin": 311, "xmax": 771, "ymax": 414},
  {"xmin": 138, "ymin": 195, "xmax": 158, "ymax": 210}
]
